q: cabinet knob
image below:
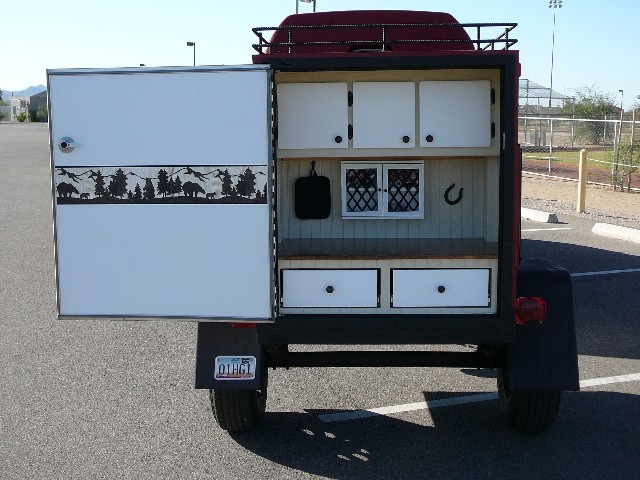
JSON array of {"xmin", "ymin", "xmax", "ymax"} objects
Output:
[
  {"xmin": 402, "ymin": 135, "xmax": 410, "ymax": 144},
  {"xmin": 437, "ymin": 285, "xmax": 446, "ymax": 294},
  {"xmin": 334, "ymin": 136, "xmax": 343, "ymax": 144},
  {"xmin": 425, "ymin": 135, "xmax": 434, "ymax": 143},
  {"xmin": 326, "ymin": 286, "xmax": 335, "ymax": 294}
]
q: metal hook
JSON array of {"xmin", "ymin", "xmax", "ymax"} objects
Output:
[{"xmin": 444, "ymin": 183, "xmax": 464, "ymax": 205}]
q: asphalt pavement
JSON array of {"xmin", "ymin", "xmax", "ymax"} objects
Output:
[{"xmin": 1, "ymin": 124, "xmax": 639, "ymax": 480}]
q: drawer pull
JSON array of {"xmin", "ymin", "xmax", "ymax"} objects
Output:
[
  {"xmin": 326, "ymin": 286, "xmax": 335, "ymax": 294},
  {"xmin": 437, "ymin": 285, "xmax": 446, "ymax": 294}
]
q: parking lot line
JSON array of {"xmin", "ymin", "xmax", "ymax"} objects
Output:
[
  {"xmin": 571, "ymin": 267, "xmax": 640, "ymax": 277},
  {"xmin": 521, "ymin": 227, "xmax": 572, "ymax": 232},
  {"xmin": 318, "ymin": 373, "xmax": 640, "ymax": 423}
]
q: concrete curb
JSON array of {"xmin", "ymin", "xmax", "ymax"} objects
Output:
[
  {"xmin": 521, "ymin": 208, "xmax": 559, "ymax": 223},
  {"xmin": 592, "ymin": 223, "xmax": 640, "ymax": 243}
]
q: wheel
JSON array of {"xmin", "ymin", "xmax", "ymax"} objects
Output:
[
  {"xmin": 497, "ymin": 367, "xmax": 561, "ymax": 434},
  {"xmin": 210, "ymin": 371, "xmax": 267, "ymax": 432}
]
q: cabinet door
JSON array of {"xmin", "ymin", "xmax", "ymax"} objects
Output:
[
  {"xmin": 383, "ymin": 163, "xmax": 424, "ymax": 219},
  {"xmin": 419, "ymin": 80, "xmax": 491, "ymax": 147},
  {"xmin": 277, "ymin": 83, "xmax": 349, "ymax": 149},
  {"xmin": 353, "ymin": 82, "xmax": 415, "ymax": 148},
  {"xmin": 49, "ymin": 66, "xmax": 274, "ymax": 321},
  {"xmin": 341, "ymin": 163, "xmax": 382, "ymax": 217}
]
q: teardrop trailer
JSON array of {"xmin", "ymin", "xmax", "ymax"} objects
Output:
[{"xmin": 48, "ymin": 10, "xmax": 579, "ymax": 434}]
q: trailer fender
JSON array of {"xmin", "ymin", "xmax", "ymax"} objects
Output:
[
  {"xmin": 506, "ymin": 258, "xmax": 580, "ymax": 392},
  {"xmin": 195, "ymin": 323, "xmax": 265, "ymax": 390}
]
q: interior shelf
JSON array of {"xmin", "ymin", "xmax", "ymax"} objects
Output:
[{"xmin": 278, "ymin": 238, "xmax": 498, "ymax": 260}]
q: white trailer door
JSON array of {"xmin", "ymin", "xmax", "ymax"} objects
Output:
[{"xmin": 49, "ymin": 66, "xmax": 274, "ymax": 321}]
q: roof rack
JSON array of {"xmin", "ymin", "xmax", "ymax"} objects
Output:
[{"xmin": 252, "ymin": 22, "xmax": 518, "ymax": 54}]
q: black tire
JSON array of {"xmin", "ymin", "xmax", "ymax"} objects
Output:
[
  {"xmin": 497, "ymin": 367, "xmax": 561, "ymax": 434},
  {"xmin": 210, "ymin": 372, "xmax": 267, "ymax": 432}
]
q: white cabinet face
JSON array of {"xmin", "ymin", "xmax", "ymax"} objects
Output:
[
  {"xmin": 352, "ymin": 82, "xmax": 415, "ymax": 148},
  {"xmin": 392, "ymin": 268, "xmax": 490, "ymax": 308},
  {"xmin": 419, "ymin": 80, "xmax": 492, "ymax": 148},
  {"xmin": 281, "ymin": 269, "xmax": 379, "ymax": 308},
  {"xmin": 277, "ymin": 83, "xmax": 349, "ymax": 149},
  {"xmin": 341, "ymin": 162, "xmax": 424, "ymax": 219}
]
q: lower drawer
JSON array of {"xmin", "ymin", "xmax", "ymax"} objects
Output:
[
  {"xmin": 281, "ymin": 269, "xmax": 379, "ymax": 308},
  {"xmin": 392, "ymin": 268, "xmax": 490, "ymax": 308}
]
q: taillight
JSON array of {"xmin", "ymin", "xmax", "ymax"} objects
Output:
[
  {"xmin": 230, "ymin": 322, "xmax": 257, "ymax": 329},
  {"xmin": 515, "ymin": 297, "xmax": 546, "ymax": 325}
]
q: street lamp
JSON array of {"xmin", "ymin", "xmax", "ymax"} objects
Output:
[
  {"xmin": 547, "ymin": 0, "xmax": 562, "ymax": 175},
  {"xmin": 296, "ymin": 0, "xmax": 316, "ymax": 13},
  {"xmin": 186, "ymin": 41, "xmax": 196, "ymax": 66}
]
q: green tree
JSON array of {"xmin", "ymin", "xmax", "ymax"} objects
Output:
[
  {"xmin": 36, "ymin": 105, "xmax": 48, "ymax": 122},
  {"xmin": 563, "ymin": 85, "xmax": 619, "ymax": 145}
]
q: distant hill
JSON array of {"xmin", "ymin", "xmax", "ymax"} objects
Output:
[{"xmin": 1, "ymin": 85, "xmax": 46, "ymax": 102}]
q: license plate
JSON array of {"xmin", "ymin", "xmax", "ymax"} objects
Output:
[{"xmin": 214, "ymin": 356, "xmax": 257, "ymax": 381}]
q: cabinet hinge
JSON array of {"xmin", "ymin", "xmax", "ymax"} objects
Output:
[
  {"xmin": 491, "ymin": 122, "xmax": 496, "ymax": 139},
  {"xmin": 348, "ymin": 91, "xmax": 353, "ymax": 107},
  {"xmin": 348, "ymin": 124, "xmax": 353, "ymax": 140},
  {"xmin": 491, "ymin": 88, "xmax": 496, "ymax": 105}
]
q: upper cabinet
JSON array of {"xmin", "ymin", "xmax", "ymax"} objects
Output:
[
  {"xmin": 276, "ymin": 82, "xmax": 349, "ymax": 150},
  {"xmin": 276, "ymin": 77, "xmax": 495, "ymax": 155},
  {"xmin": 352, "ymin": 82, "xmax": 415, "ymax": 149},
  {"xmin": 419, "ymin": 80, "xmax": 492, "ymax": 148}
]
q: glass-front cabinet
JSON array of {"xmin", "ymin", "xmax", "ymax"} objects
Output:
[{"xmin": 341, "ymin": 162, "xmax": 424, "ymax": 219}]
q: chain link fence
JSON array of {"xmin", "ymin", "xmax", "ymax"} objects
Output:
[{"xmin": 519, "ymin": 116, "xmax": 640, "ymax": 192}]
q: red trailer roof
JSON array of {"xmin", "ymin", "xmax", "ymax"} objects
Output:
[{"xmin": 252, "ymin": 10, "xmax": 517, "ymax": 57}]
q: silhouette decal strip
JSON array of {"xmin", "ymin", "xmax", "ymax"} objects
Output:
[{"xmin": 54, "ymin": 165, "xmax": 268, "ymax": 205}]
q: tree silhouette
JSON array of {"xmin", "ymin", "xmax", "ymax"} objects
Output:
[
  {"xmin": 157, "ymin": 169, "xmax": 170, "ymax": 197},
  {"xmin": 94, "ymin": 170, "xmax": 106, "ymax": 197},
  {"xmin": 108, "ymin": 168, "xmax": 128, "ymax": 198},
  {"xmin": 173, "ymin": 175, "xmax": 183, "ymax": 196},
  {"xmin": 134, "ymin": 183, "xmax": 142, "ymax": 200},
  {"xmin": 220, "ymin": 169, "xmax": 234, "ymax": 197},
  {"xmin": 236, "ymin": 167, "xmax": 257, "ymax": 198},
  {"xmin": 143, "ymin": 178, "xmax": 155, "ymax": 200},
  {"xmin": 168, "ymin": 178, "xmax": 175, "ymax": 197}
]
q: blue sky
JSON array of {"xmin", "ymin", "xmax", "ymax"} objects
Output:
[{"xmin": 3, "ymin": 0, "xmax": 638, "ymax": 107}]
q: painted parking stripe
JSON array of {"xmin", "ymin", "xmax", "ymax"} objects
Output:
[
  {"xmin": 521, "ymin": 227, "xmax": 572, "ymax": 232},
  {"xmin": 579, "ymin": 373, "xmax": 640, "ymax": 388},
  {"xmin": 318, "ymin": 373, "xmax": 640, "ymax": 423},
  {"xmin": 571, "ymin": 267, "xmax": 640, "ymax": 277}
]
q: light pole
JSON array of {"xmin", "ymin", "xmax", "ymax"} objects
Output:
[
  {"xmin": 296, "ymin": 0, "xmax": 316, "ymax": 13},
  {"xmin": 186, "ymin": 41, "xmax": 196, "ymax": 66},
  {"xmin": 547, "ymin": 0, "xmax": 562, "ymax": 175}
]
